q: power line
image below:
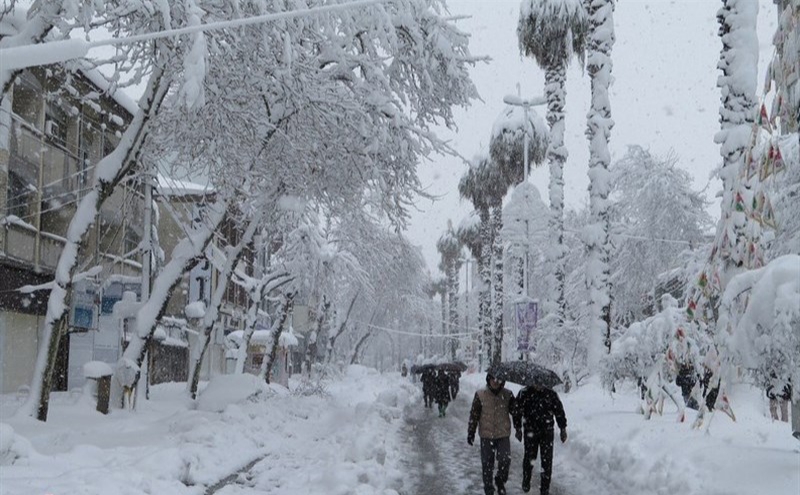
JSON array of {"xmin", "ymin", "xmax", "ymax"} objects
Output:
[
  {"xmin": 0, "ymin": 0, "xmax": 391, "ymax": 71},
  {"xmin": 352, "ymin": 318, "xmax": 474, "ymax": 339}
]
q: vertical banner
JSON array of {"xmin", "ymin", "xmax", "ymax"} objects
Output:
[{"xmin": 515, "ymin": 299, "xmax": 538, "ymax": 352}]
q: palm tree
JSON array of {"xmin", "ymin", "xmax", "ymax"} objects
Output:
[
  {"xmin": 437, "ymin": 222, "xmax": 462, "ymax": 361},
  {"xmin": 456, "ymin": 211, "xmax": 482, "ymax": 363},
  {"xmin": 582, "ymin": 0, "xmax": 616, "ymax": 361},
  {"xmin": 459, "ymin": 154, "xmax": 507, "ymax": 366},
  {"xmin": 489, "ymin": 104, "xmax": 550, "ymax": 184},
  {"xmin": 518, "ymin": 0, "xmax": 588, "ymax": 329},
  {"xmin": 424, "ymin": 277, "xmax": 448, "ymax": 356}
]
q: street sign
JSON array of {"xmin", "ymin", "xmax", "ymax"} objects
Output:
[{"xmin": 515, "ymin": 299, "xmax": 538, "ymax": 352}]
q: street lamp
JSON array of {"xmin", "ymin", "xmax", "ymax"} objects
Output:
[
  {"xmin": 502, "ymin": 92, "xmax": 547, "ymax": 184},
  {"xmin": 502, "ymin": 90, "xmax": 546, "ymax": 297}
]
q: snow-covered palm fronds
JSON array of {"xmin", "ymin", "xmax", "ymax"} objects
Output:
[
  {"xmin": 489, "ymin": 105, "xmax": 550, "ymax": 184},
  {"xmin": 518, "ymin": 0, "xmax": 588, "ymax": 69}
]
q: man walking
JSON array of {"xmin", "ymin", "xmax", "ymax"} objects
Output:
[
  {"xmin": 467, "ymin": 373, "xmax": 520, "ymax": 495},
  {"xmin": 514, "ymin": 384, "xmax": 567, "ymax": 495}
]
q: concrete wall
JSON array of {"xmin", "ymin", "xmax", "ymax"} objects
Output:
[{"xmin": 0, "ymin": 312, "xmax": 42, "ymax": 394}]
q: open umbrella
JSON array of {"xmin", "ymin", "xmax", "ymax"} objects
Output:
[
  {"xmin": 411, "ymin": 364, "xmax": 437, "ymax": 374},
  {"xmin": 437, "ymin": 362, "xmax": 468, "ymax": 372},
  {"xmin": 487, "ymin": 361, "xmax": 562, "ymax": 389}
]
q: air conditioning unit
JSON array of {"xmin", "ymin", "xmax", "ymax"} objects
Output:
[{"xmin": 45, "ymin": 119, "xmax": 61, "ymax": 137}]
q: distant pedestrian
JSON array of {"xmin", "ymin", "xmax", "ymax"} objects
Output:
[
  {"xmin": 448, "ymin": 371, "xmax": 461, "ymax": 400},
  {"xmin": 676, "ymin": 363, "xmax": 699, "ymax": 409},
  {"xmin": 514, "ymin": 384, "xmax": 567, "ymax": 495},
  {"xmin": 467, "ymin": 372, "xmax": 519, "ymax": 495},
  {"xmin": 435, "ymin": 369, "xmax": 451, "ymax": 417},
  {"xmin": 421, "ymin": 369, "xmax": 435, "ymax": 409},
  {"xmin": 767, "ymin": 374, "xmax": 791, "ymax": 423},
  {"xmin": 401, "ymin": 363, "xmax": 408, "ymax": 377}
]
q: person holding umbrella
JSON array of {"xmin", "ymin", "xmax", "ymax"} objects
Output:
[
  {"xmin": 467, "ymin": 372, "xmax": 520, "ymax": 495},
  {"xmin": 514, "ymin": 383, "xmax": 568, "ymax": 495},
  {"xmin": 435, "ymin": 369, "xmax": 452, "ymax": 417}
]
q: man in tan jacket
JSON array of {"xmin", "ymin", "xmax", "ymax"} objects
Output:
[{"xmin": 467, "ymin": 372, "xmax": 520, "ymax": 495}]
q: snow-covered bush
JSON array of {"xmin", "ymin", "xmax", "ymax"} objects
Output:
[
  {"xmin": 719, "ymin": 254, "xmax": 800, "ymax": 400},
  {"xmin": 602, "ymin": 295, "xmax": 713, "ymax": 420}
]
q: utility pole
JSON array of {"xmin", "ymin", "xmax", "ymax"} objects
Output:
[{"xmin": 141, "ymin": 161, "xmax": 153, "ymax": 400}]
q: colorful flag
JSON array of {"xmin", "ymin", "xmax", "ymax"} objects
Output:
[{"xmin": 758, "ymin": 103, "xmax": 771, "ymax": 131}]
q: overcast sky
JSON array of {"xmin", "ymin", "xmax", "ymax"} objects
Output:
[{"xmin": 405, "ymin": 0, "xmax": 779, "ymax": 273}]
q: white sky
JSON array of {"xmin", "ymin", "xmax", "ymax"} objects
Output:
[{"xmin": 406, "ymin": 0, "xmax": 780, "ymax": 272}]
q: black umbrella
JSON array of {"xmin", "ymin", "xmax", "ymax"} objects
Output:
[
  {"xmin": 411, "ymin": 364, "xmax": 437, "ymax": 374},
  {"xmin": 487, "ymin": 361, "xmax": 562, "ymax": 389},
  {"xmin": 437, "ymin": 362, "xmax": 468, "ymax": 372}
]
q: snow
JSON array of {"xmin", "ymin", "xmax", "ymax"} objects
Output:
[
  {"xmin": 156, "ymin": 174, "xmax": 213, "ymax": 197},
  {"xmin": 184, "ymin": 301, "xmax": 206, "ymax": 319},
  {"xmin": 196, "ymin": 373, "xmax": 270, "ymax": 413},
  {"xmin": 0, "ymin": 38, "xmax": 90, "ymax": 72},
  {"xmin": 1, "ymin": 366, "xmax": 798, "ymax": 494},
  {"xmin": 82, "ymin": 361, "xmax": 113, "ymax": 379}
]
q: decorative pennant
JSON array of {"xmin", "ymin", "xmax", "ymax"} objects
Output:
[
  {"xmin": 758, "ymin": 103, "xmax": 772, "ymax": 132},
  {"xmin": 734, "ymin": 191, "xmax": 746, "ymax": 212},
  {"xmin": 773, "ymin": 146, "xmax": 785, "ymax": 173}
]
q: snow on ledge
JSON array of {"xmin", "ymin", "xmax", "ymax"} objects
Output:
[{"xmin": 83, "ymin": 361, "xmax": 113, "ymax": 379}]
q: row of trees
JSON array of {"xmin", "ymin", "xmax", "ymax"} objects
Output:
[
  {"xmin": 1, "ymin": 0, "xmax": 480, "ymax": 421},
  {"xmin": 430, "ymin": 0, "xmax": 799, "ymax": 413}
]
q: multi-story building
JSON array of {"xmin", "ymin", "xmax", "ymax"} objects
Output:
[{"xmin": 0, "ymin": 66, "xmax": 142, "ymax": 394}]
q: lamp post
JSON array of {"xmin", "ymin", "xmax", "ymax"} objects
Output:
[
  {"xmin": 460, "ymin": 257, "xmax": 474, "ymax": 361},
  {"xmin": 502, "ymin": 90, "xmax": 546, "ymax": 297}
]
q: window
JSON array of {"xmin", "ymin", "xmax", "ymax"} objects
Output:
[{"xmin": 11, "ymin": 73, "xmax": 42, "ymax": 128}]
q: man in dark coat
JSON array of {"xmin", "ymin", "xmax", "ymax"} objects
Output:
[
  {"xmin": 435, "ymin": 369, "xmax": 451, "ymax": 417},
  {"xmin": 467, "ymin": 373, "xmax": 520, "ymax": 495},
  {"xmin": 448, "ymin": 370, "xmax": 461, "ymax": 400},
  {"xmin": 514, "ymin": 384, "xmax": 567, "ymax": 495},
  {"xmin": 420, "ymin": 370, "xmax": 435, "ymax": 408}
]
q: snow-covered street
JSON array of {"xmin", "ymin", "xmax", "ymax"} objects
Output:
[{"xmin": 2, "ymin": 367, "xmax": 797, "ymax": 495}]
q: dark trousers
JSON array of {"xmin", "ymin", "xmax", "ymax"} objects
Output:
[
  {"xmin": 522, "ymin": 428, "xmax": 554, "ymax": 494},
  {"xmin": 480, "ymin": 437, "xmax": 511, "ymax": 495}
]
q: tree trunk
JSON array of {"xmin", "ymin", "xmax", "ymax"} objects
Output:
[
  {"xmin": 479, "ymin": 207, "xmax": 492, "ymax": 369},
  {"xmin": 114, "ymin": 198, "xmax": 228, "ymax": 406},
  {"xmin": 187, "ymin": 209, "xmax": 264, "ymax": 399},
  {"xmin": 305, "ymin": 297, "xmax": 331, "ymax": 375},
  {"xmin": 263, "ymin": 293, "xmax": 295, "ymax": 384},
  {"xmin": 326, "ymin": 291, "xmax": 359, "ymax": 363},
  {"xmin": 585, "ymin": 0, "xmax": 615, "ymax": 364},
  {"xmin": 440, "ymin": 291, "xmax": 447, "ymax": 356},
  {"xmin": 350, "ymin": 330, "xmax": 373, "ymax": 365},
  {"xmin": 236, "ymin": 272, "xmax": 293, "ymax": 374},
  {"xmin": 447, "ymin": 260, "xmax": 460, "ymax": 361},
  {"xmin": 545, "ymin": 62, "xmax": 568, "ymax": 328},
  {"xmin": 24, "ymin": 60, "xmax": 171, "ymax": 421},
  {"xmin": 491, "ymin": 205, "xmax": 504, "ymax": 367}
]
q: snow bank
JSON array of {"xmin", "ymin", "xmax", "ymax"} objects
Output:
[
  {"xmin": 197, "ymin": 373, "xmax": 268, "ymax": 412},
  {"xmin": 0, "ymin": 423, "xmax": 34, "ymax": 466}
]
